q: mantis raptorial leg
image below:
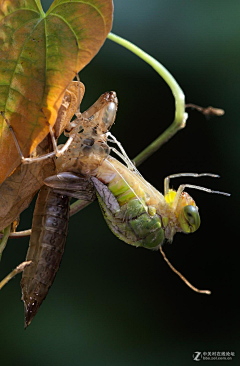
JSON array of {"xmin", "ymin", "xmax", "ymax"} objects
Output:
[
  {"xmin": 1, "ymin": 89, "xmax": 118, "ymax": 165},
  {"xmin": 1, "ymin": 112, "xmax": 74, "ymax": 164}
]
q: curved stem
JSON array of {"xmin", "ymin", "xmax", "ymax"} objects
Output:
[{"xmin": 107, "ymin": 32, "xmax": 187, "ymax": 166}]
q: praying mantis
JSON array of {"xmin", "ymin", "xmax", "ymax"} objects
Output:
[{"xmin": 0, "ymin": 33, "xmax": 229, "ymax": 329}]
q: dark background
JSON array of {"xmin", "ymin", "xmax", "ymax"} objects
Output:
[{"xmin": 1, "ymin": 1, "xmax": 239, "ymax": 365}]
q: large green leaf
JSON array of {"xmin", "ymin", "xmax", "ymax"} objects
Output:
[{"xmin": 0, "ymin": 0, "xmax": 113, "ymax": 184}]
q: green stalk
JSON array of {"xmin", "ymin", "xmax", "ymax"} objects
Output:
[{"xmin": 107, "ymin": 32, "xmax": 187, "ymax": 166}]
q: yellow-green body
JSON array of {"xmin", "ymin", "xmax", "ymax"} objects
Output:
[{"xmin": 92, "ymin": 156, "xmax": 199, "ymax": 249}]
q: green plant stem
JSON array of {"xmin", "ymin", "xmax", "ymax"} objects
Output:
[{"xmin": 107, "ymin": 32, "xmax": 187, "ymax": 166}]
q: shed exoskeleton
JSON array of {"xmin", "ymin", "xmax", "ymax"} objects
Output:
[{"xmin": 21, "ymin": 89, "xmax": 118, "ymax": 328}]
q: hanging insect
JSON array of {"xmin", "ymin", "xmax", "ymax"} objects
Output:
[
  {"xmin": 21, "ymin": 89, "xmax": 118, "ymax": 327},
  {"xmin": 43, "ymin": 92, "xmax": 229, "ymax": 296},
  {"xmin": 0, "ymin": 73, "xmax": 230, "ymax": 328},
  {"xmin": 47, "ymin": 140, "xmax": 229, "ymax": 252},
  {"xmin": 0, "ymin": 26, "xmax": 230, "ymax": 329},
  {"xmin": 0, "ymin": 76, "xmax": 230, "ymax": 329}
]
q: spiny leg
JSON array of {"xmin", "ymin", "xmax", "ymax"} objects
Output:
[
  {"xmin": 1, "ymin": 111, "xmax": 75, "ymax": 164},
  {"xmin": 1, "ymin": 112, "xmax": 57, "ymax": 164}
]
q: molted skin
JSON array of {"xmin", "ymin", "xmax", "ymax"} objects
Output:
[
  {"xmin": 56, "ymin": 92, "xmax": 118, "ymax": 177},
  {"xmin": 21, "ymin": 186, "xmax": 70, "ymax": 328},
  {"xmin": 21, "ymin": 91, "xmax": 117, "ymax": 328},
  {"xmin": 20, "ymin": 87, "xmax": 200, "ymax": 326}
]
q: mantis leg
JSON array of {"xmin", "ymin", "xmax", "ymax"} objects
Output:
[
  {"xmin": 172, "ymin": 182, "xmax": 230, "ymax": 211},
  {"xmin": 163, "ymin": 173, "xmax": 230, "ymax": 210},
  {"xmin": 107, "ymin": 132, "xmax": 137, "ymax": 172},
  {"xmin": 164, "ymin": 173, "xmax": 220, "ymax": 195},
  {"xmin": 1, "ymin": 111, "xmax": 73, "ymax": 164}
]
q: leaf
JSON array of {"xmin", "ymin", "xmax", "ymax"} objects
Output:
[
  {"xmin": 0, "ymin": 0, "xmax": 113, "ymax": 184},
  {"xmin": 0, "ymin": 80, "xmax": 82, "ymax": 231},
  {"xmin": 0, "ymin": 135, "xmax": 56, "ymax": 232}
]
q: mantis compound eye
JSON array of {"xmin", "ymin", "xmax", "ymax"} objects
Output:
[{"xmin": 178, "ymin": 205, "xmax": 200, "ymax": 233}]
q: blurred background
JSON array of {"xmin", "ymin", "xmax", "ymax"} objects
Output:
[{"xmin": 1, "ymin": 0, "xmax": 239, "ymax": 365}]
